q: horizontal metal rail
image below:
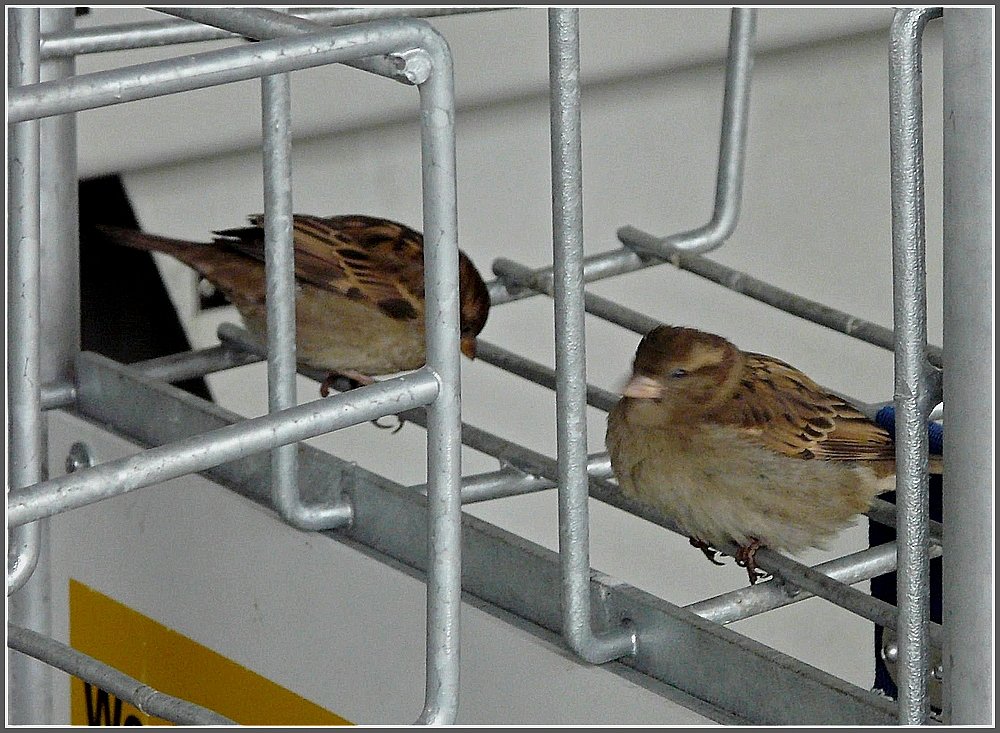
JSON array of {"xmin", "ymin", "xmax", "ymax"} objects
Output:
[
  {"xmin": 129, "ymin": 344, "xmax": 259, "ymax": 384},
  {"xmin": 408, "ymin": 452, "xmax": 614, "ymax": 504},
  {"xmin": 40, "ymin": 7, "xmax": 511, "ymax": 58},
  {"xmin": 154, "ymin": 6, "xmax": 411, "ymax": 83},
  {"xmin": 8, "ymin": 365, "xmax": 438, "ymax": 528},
  {"xmin": 619, "ymin": 226, "xmax": 945, "ymax": 368},
  {"xmin": 7, "ymin": 624, "xmax": 235, "ymax": 725},
  {"xmin": 10, "ymin": 18, "xmax": 452, "ymax": 122},
  {"xmin": 493, "ymin": 241, "xmax": 944, "ymax": 381},
  {"xmin": 688, "ymin": 540, "xmax": 944, "ymax": 626}
]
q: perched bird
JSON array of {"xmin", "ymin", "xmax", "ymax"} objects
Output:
[
  {"xmin": 99, "ymin": 214, "xmax": 491, "ymax": 398},
  {"xmin": 605, "ymin": 325, "xmax": 942, "ymax": 584}
]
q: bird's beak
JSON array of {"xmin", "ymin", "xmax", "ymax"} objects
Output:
[
  {"xmin": 621, "ymin": 374, "xmax": 664, "ymax": 399},
  {"xmin": 461, "ymin": 336, "xmax": 477, "ymax": 360}
]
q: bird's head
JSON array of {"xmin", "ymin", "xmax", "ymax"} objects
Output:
[
  {"xmin": 619, "ymin": 325, "xmax": 744, "ymax": 426},
  {"xmin": 458, "ymin": 251, "xmax": 491, "ymax": 359}
]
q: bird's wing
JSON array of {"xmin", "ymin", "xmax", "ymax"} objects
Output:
[
  {"xmin": 712, "ymin": 352, "xmax": 897, "ymax": 464},
  {"xmin": 215, "ymin": 214, "xmax": 426, "ymax": 322}
]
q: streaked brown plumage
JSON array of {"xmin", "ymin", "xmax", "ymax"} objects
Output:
[
  {"xmin": 606, "ymin": 325, "xmax": 942, "ymax": 584},
  {"xmin": 98, "ymin": 214, "xmax": 490, "ymax": 395}
]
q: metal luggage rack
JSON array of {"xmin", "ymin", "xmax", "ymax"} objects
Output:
[{"xmin": 6, "ymin": 6, "xmax": 992, "ymax": 726}]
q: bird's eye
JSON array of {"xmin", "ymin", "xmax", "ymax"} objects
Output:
[{"xmin": 669, "ymin": 368, "xmax": 688, "ymax": 379}]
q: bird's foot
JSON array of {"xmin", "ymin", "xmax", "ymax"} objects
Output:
[
  {"xmin": 319, "ymin": 371, "xmax": 405, "ymax": 433},
  {"xmin": 689, "ymin": 537, "xmax": 726, "ymax": 566},
  {"xmin": 319, "ymin": 370, "xmax": 374, "ymax": 397},
  {"xmin": 371, "ymin": 415, "xmax": 406, "ymax": 434},
  {"xmin": 734, "ymin": 539, "xmax": 769, "ymax": 585}
]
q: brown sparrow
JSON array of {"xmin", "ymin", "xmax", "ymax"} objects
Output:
[
  {"xmin": 605, "ymin": 325, "xmax": 943, "ymax": 584},
  {"xmin": 99, "ymin": 214, "xmax": 491, "ymax": 397}
]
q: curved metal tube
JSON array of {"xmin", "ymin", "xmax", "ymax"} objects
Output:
[
  {"xmin": 8, "ymin": 624, "xmax": 235, "ymax": 725},
  {"xmin": 617, "ymin": 7, "xmax": 756, "ymax": 256}
]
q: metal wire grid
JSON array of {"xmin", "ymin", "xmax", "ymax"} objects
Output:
[{"xmin": 6, "ymin": 6, "xmax": 991, "ymax": 726}]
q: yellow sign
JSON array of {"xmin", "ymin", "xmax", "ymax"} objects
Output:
[{"xmin": 69, "ymin": 579, "xmax": 353, "ymax": 725}]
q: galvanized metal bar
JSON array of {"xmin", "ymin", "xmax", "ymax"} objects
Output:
[
  {"xmin": 39, "ymin": 7, "xmax": 509, "ymax": 58},
  {"xmin": 869, "ymin": 497, "xmax": 943, "ymax": 543},
  {"xmin": 154, "ymin": 7, "xmax": 411, "ymax": 84},
  {"xmin": 409, "ymin": 452, "xmax": 614, "ymax": 504},
  {"xmin": 888, "ymin": 7, "xmax": 943, "ymax": 724},
  {"xmin": 73, "ymin": 353, "xmax": 899, "ymax": 724},
  {"xmin": 584, "ymin": 473, "xmax": 946, "ymax": 643},
  {"xmin": 941, "ymin": 7, "xmax": 994, "ymax": 725},
  {"xmin": 489, "ymin": 246, "xmax": 641, "ymax": 305},
  {"xmin": 688, "ymin": 541, "xmax": 944, "ymax": 626},
  {"xmin": 582, "ymin": 290, "xmax": 662, "ymax": 336},
  {"xmin": 615, "ymin": 8, "xmax": 755, "ymax": 256},
  {"xmin": 476, "ymin": 338, "xmax": 619, "ymax": 412},
  {"xmin": 9, "ymin": 10, "xmax": 76, "ymax": 724},
  {"xmin": 9, "ymin": 366, "xmax": 439, "ymax": 528},
  {"xmin": 261, "ymin": 68, "xmax": 332, "ymax": 530},
  {"xmin": 9, "ymin": 19, "xmax": 443, "ymax": 123},
  {"xmin": 548, "ymin": 7, "xmax": 637, "ymax": 665},
  {"xmin": 413, "ymin": 25, "xmax": 463, "ymax": 725},
  {"xmin": 749, "ymin": 547, "xmax": 904, "ymax": 633},
  {"xmin": 218, "ymin": 322, "xmax": 623, "ymax": 421},
  {"xmin": 257, "ymin": 69, "xmax": 299, "ymax": 526},
  {"xmin": 7, "ymin": 624, "xmax": 235, "ymax": 725},
  {"xmin": 7, "ymin": 6, "xmax": 43, "ymax": 597},
  {"xmin": 40, "ymin": 381, "xmax": 77, "ymax": 411},
  {"xmin": 619, "ymin": 226, "xmax": 945, "ymax": 368},
  {"xmin": 489, "ymin": 10, "xmax": 755, "ymax": 305},
  {"xmin": 131, "ymin": 344, "xmax": 259, "ymax": 384}
]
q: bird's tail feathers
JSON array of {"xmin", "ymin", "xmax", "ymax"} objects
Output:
[
  {"xmin": 95, "ymin": 224, "xmax": 228, "ymax": 277},
  {"xmin": 96, "ymin": 224, "xmax": 201, "ymax": 257}
]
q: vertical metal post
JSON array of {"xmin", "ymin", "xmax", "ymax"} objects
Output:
[
  {"xmin": 548, "ymin": 8, "xmax": 636, "ymax": 665},
  {"xmin": 261, "ymin": 71, "xmax": 301, "ymax": 525},
  {"xmin": 414, "ymin": 32, "xmax": 463, "ymax": 726},
  {"xmin": 941, "ymin": 7, "xmax": 994, "ymax": 725},
  {"xmin": 6, "ymin": 7, "xmax": 46, "ymax": 726},
  {"xmin": 161, "ymin": 6, "xmax": 351, "ymax": 531},
  {"xmin": 888, "ymin": 6, "xmax": 942, "ymax": 725},
  {"xmin": 8, "ymin": 6, "xmax": 77, "ymax": 724},
  {"xmin": 7, "ymin": 9, "xmax": 42, "ymax": 596}
]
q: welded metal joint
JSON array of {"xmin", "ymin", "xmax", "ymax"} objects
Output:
[
  {"xmin": 64, "ymin": 443, "xmax": 94, "ymax": 474},
  {"xmin": 389, "ymin": 47, "xmax": 433, "ymax": 85}
]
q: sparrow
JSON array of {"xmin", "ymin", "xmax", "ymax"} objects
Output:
[
  {"xmin": 98, "ymin": 214, "xmax": 491, "ymax": 401},
  {"xmin": 605, "ymin": 325, "xmax": 943, "ymax": 585}
]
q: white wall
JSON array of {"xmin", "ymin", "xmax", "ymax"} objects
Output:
[{"xmin": 74, "ymin": 7, "xmax": 944, "ymax": 712}]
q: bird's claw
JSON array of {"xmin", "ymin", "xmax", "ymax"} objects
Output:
[
  {"xmin": 734, "ymin": 539, "xmax": 770, "ymax": 585},
  {"xmin": 370, "ymin": 415, "xmax": 405, "ymax": 434},
  {"xmin": 320, "ymin": 371, "xmax": 373, "ymax": 397},
  {"xmin": 690, "ymin": 537, "xmax": 726, "ymax": 566}
]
